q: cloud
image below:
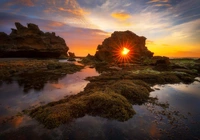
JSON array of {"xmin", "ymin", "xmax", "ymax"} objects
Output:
[
  {"xmin": 146, "ymin": 18, "xmax": 200, "ymax": 57},
  {"xmin": 0, "ymin": 0, "xmax": 199, "ymax": 57},
  {"xmin": 161, "ymin": 19, "xmax": 200, "ymax": 44},
  {"xmin": 0, "ymin": 0, "xmax": 94, "ymax": 29},
  {"xmin": 154, "ymin": 4, "xmax": 171, "ymax": 7},
  {"xmin": 146, "ymin": 0, "xmax": 171, "ymax": 8},
  {"xmin": 19, "ymin": 0, "xmax": 34, "ymax": 6},
  {"xmin": 168, "ymin": 0, "xmax": 200, "ymax": 26},
  {"xmin": 146, "ymin": 40, "xmax": 155, "ymax": 45},
  {"xmin": 147, "ymin": 0, "xmax": 169, "ymax": 3},
  {"xmin": 0, "ymin": 12, "xmax": 109, "ymax": 56},
  {"xmin": 2, "ymin": 0, "xmax": 35, "ymax": 7},
  {"xmin": 111, "ymin": 12, "xmax": 131, "ymax": 21}
]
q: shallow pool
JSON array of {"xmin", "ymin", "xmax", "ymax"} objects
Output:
[{"xmin": 0, "ymin": 68, "xmax": 200, "ymax": 139}]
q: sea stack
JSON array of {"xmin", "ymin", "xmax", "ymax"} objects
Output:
[
  {"xmin": 0, "ymin": 22, "xmax": 69, "ymax": 58},
  {"xmin": 95, "ymin": 30, "xmax": 154, "ymax": 63}
]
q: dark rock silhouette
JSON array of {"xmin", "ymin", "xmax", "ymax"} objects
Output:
[
  {"xmin": 95, "ymin": 30, "xmax": 154, "ymax": 63},
  {"xmin": 68, "ymin": 52, "xmax": 75, "ymax": 57},
  {"xmin": 196, "ymin": 58, "xmax": 200, "ymax": 63},
  {"xmin": 153, "ymin": 56, "xmax": 171, "ymax": 71},
  {"xmin": 68, "ymin": 52, "xmax": 76, "ymax": 61},
  {"xmin": 0, "ymin": 22, "xmax": 69, "ymax": 58}
]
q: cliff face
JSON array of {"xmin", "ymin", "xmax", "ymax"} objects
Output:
[
  {"xmin": 95, "ymin": 30, "xmax": 153, "ymax": 63},
  {"xmin": 0, "ymin": 22, "xmax": 69, "ymax": 58}
]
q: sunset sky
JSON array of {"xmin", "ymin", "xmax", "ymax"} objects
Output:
[{"xmin": 0, "ymin": 0, "xmax": 200, "ymax": 57}]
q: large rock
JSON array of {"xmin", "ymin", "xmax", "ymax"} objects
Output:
[
  {"xmin": 0, "ymin": 22, "xmax": 69, "ymax": 58},
  {"xmin": 68, "ymin": 52, "xmax": 75, "ymax": 57},
  {"xmin": 95, "ymin": 30, "xmax": 153, "ymax": 63},
  {"xmin": 153, "ymin": 56, "xmax": 171, "ymax": 71}
]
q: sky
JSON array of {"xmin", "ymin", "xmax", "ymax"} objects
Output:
[{"xmin": 0, "ymin": 0, "xmax": 200, "ymax": 57}]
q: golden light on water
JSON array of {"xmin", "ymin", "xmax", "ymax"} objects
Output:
[{"xmin": 121, "ymin": 47, "xmax": 130, "ymax": 56}]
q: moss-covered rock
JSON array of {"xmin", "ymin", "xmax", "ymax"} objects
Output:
[
  {"xmin": 110, "ymin": 80, "xmax": 150, "ymax": 104},
  {"xmin": 0, "ymin": 59, "xmax": 84, "ymax": 92},
  {"xmin": 86, "ymin": 91, "xmax": 135, "ymax": 121},
  {"xmin": 21, "ymin": 58, "xmax": 198, "ymax": 129},
  {"xmin": 28, "ymin": 91, "xmax": 135, "ymax": 129}
]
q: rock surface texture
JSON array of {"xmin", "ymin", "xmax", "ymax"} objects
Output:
[
  {"xmin": 0, "ymin": 22, "xmax": 69, "ymax": 58},
  {"xmin": 95, "ymin": 30, "xmax": 153, "ymax": 63}
]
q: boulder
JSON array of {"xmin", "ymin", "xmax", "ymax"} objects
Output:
[
  {"xmin": 0, "ymin": 22, "xmax": 69, "ymax": 58},
  {"xmin": 153, "ymin": 56, "xmax": 170, "ymax": 65},
  {"xmin": 195, "ymin": 58, "xmax": 200, "ymax": 63},
  {"xmin": 95, "ymin": 30, "xmax": 153, "ymax": 63},
  {"xmin": 68, "ymin": 52, "xmax": 75, "ymax": 57},
  {"xmin": 153, "ymin": 56, "xmax": 171, "ymax": 71},
  {"xmin": 68, "ymin": 52, "xmax": 76, "ymax": 61}
]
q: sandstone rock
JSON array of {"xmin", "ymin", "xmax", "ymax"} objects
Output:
[
  {"xmin": 95, "ymin": 30, "xmax": 153, "ymax": 63},
  {"xmin": 0, "ymin": 22, "xmax": 69, "ymax": 58}
]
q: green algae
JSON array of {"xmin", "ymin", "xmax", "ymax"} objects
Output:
[
  {"xmin": 110, "ymin": 80, "xmax": 150, "ymax": 104},
  {"xmin": 0, "ymin": 59, "xmax": 83, "ymax": 80},
  {"xmin": 0, "ymin": 59, "xmax": 83, "ymax": 92},
  {"xmin": 28, "ymin": 91, "xmax": 135, "ymax": 129},
  {"xmin": 16, "ymin": 58, "xmax": 199, "ymax": 129}
]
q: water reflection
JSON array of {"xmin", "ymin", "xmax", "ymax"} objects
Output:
[
  {"xmin": 17, "ymin": 72, "xmax": 66, "ymax": 93},
  {"xmin": 0, "ymin": 68, "xmax": 200, "ymax": 139},
  {"xmin": 0, "ymin": 67, "xmax": 99, "ymax": 119}
]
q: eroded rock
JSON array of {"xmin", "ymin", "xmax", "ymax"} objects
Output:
[
  {"xmin": 95, "ymin": 30, "xmax": 154, "ymax": 63},
  {"xmin": 0, "ymin": 22, "xmax": 69, "ymax": 58}
]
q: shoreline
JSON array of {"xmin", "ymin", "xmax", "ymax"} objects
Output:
[{"xmin": 0, "ymin": 58, "xmax": 199, "ymax": 129}]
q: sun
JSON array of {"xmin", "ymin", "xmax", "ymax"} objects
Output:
[
  {"xmin": 121, "ymin": 47, "xmax": 130, "ymax": 56},
  {"xmin": 112, "ymin": 40, "xmax": 134, "ymax": 65}
]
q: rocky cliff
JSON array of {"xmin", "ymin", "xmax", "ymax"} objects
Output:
[
  {"xmin": 0, "ymin": 22, "xmax": 69, "ymax": 58},
  {"xmin": 95, "ymin": 30, "xmax": 153, "ymax": 63}
]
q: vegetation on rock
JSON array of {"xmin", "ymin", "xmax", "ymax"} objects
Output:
[
  {"xmin": 0, "ymin": 59, "xmax": 83, "ymax": 92},
  {"xmin": 28, "ymin": 91, "xmax": 135, "ymax": 129}
]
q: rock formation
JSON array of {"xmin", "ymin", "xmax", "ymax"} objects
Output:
[
  {"xmin": 95, "ymin": 30, "xmax": 153, "ymax": 63},
  {"xmin": 0, "ymin": 22, "xmax": 69, "ymax": 58},
  {"xmin": 153, "ymin": 56, "xmax": 171, "ymax": 71},
  {"xmin": 68, "ymin": 52, "xmax": 75, "ymax": 58},
  {"xmin": 67, "ymin": 52, "xmax": 76, "ymax": 61}
]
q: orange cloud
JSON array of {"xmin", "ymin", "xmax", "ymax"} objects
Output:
[
  {"xmin": 58, "ymin": 7, "xmax": 89, "ymax": 16},
  {"xmin": 147, "ymin": 0, "xmax": 171, "ymax": 7},
  {"xmin": 147, "ymin": 0, "xmax": 169, "ymax": 3},
  {"xmin": 48, "ymin": 21, "xmax": 65, "ymax": 27},
  {"xmin": 20, "ymin": 0, "xmax": 34, "ymax": 6},
  {"xmin": 154, "ymin": 4, "xmax": 171, "ymax": 7},
  {"xmin": 111, "ymin": 12, "xmax": 131, "ymax": 21},
  {"xmin": 4, "ymin": 0, "xmax": 34, "ymax": 7}
]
